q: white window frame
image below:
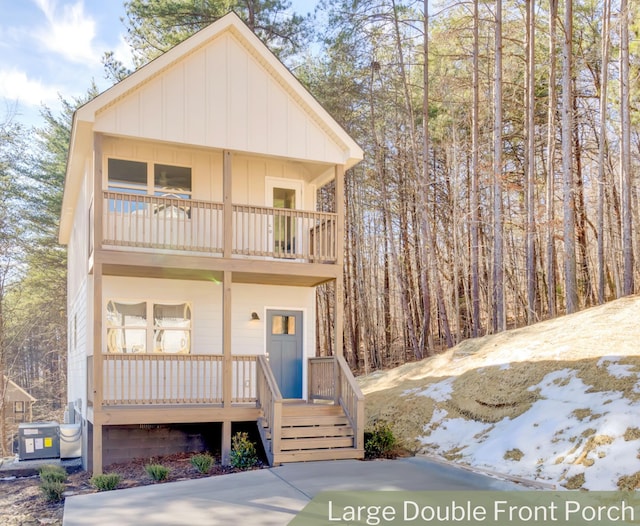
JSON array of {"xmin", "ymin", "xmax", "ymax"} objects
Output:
[
  {"xmin": 105, "ymin": 157, "xmax": 193, "ymax": 199},
  {"xmin": 106, "ymin": 300, "xmax": 192, "ymax": 354}
]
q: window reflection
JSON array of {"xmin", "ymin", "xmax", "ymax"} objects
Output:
[
  {"xmin": 154, "ymin": 303, "xmax": 191, "ymax": 353},
  {"xmin": 107, "ymin": 301, "xmax": 147, "ymax": 353},
  {"xmin": 271, "ymin": 315, "xmax": 296, "ymax": 335},
  {"xmin": 106, "ymin": 301, "xmax": 192, "ymax": 353}
]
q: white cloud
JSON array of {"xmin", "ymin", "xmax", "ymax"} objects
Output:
[
  {"xmin": 0, "ymin": 69, "xmax": 59, "ymax": 106},
  {"xmin": 112, "ymin": 34, "xmax": 135, "ymax": 71},
  {"xmin": 32, "ymin": 0, "xmax": 99, "ymax": 65}
]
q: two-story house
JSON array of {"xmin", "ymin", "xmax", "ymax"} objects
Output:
[{"xmin": 59, "ymin": 12, "xmax": 364, "ymax": 474}]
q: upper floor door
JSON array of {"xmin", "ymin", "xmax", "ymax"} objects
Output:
[{"xmin": 266, "ymin": 178, "xmax": 303, "ymax": 259}]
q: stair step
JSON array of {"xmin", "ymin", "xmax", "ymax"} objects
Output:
[
  {"xmin": 282, "ymin": 415, "xmax": 350, "ymax": 427},
  {"xmin": 281, "ymin": 404, "xmax": 344, "ymax": 417},
  {"xmin": 280, "ymin": 425, "xmax": 353, "ymax": 439},
  {"xmin": 273, "ymin": 448, "xmax": 365, "ymax": 464},
  {"xmin": 280, "ymin": 436, "xmax": 355, "ymax": 451}
]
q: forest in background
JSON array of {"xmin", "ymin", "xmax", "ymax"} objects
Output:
[{"xmin": 1, "ymin": 0, "xmax": 639, "ymax": 451}]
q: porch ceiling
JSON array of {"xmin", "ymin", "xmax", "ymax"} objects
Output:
[{"xmin": 101, "ymin": 255, "xmax": 338, "ymax": 287}]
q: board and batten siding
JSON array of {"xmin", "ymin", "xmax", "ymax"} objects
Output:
[
  {"xmin": 101, "ymin": 277, "xmax": 315, "ymax": 357},
  {"xmin": 103, "ymin": 137, "xmax": 224, "ymax": 203},
  {"xmin": 67, "ymin": 161, "xmax": 93, "ymax": 303},
  {"xmin": 102, "ymin": 136, "xmax": 316, "ymax": 208},
  {"xmin": 103, "ymin": 276, "xmax": 223, "ymax": 355},
  {"xmin": 93, "ymin": 32, "xmax": 345, "ymax": 165},
  {"xmin": 67, "ymin": 277, "xmax": 88, "ymax": 417},
  {"xmin": 231, "ymin": 283, "xmax": 316, "ymax": 356}
]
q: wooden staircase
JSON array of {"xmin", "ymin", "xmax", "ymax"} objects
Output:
[
  {"xmin": 256, "ymin": 354, "xmax": 365, "ymax": 466},
  {"xmin": 258, "ymin": 402, "xmax": 364, "ymax": 465}
]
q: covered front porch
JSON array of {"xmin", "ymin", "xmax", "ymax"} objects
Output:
[{"xmin": 87, "ymin": 353, "xmax": 364, "ymax": 466}]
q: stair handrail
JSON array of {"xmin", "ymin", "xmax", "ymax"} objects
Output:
[
  {"xmin": 256, "ymin": 355, "xmax": 283, "ymax": 461},
  {"xmin": 335, "ymin": 355, "xmax": 365, "ymax": 451}
]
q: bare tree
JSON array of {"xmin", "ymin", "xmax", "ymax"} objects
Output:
[
  {"xmin": 620, "ymin": 0, "xmax": 633, "ymax": 296},
  {"xmin": 471, "ymin": 0, "xmax": 482, "ymax": 336},
  {"xmin": 546, "ymin": 0, "xmax": 558, "ymax": 317},
  {"xmin": 562, "ymin": 0, "xmax": 578, "ymax": 313},
  {"xmin": 525, "ymin": 0, "xmax": 536, "ymax": 323},
  {"xmin": 492, "ymin": 0, "xmax": 505, "ymax": 332},
  {"xmin": 597, "ymin": 0, "xmax": 611, "ymax": 304}
]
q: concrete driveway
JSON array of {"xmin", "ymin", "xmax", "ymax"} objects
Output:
[{"xmin": 63, "ymin": 457, "xmax": 523, "ymax": 526}]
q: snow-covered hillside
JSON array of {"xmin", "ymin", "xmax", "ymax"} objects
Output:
[{"xmin": 360, "ymin": 295, "xmax": 640, "ymax": 490}]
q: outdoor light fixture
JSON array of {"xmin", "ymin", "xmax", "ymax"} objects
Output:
[{"xmin": 251, "ymin": 312, "xmax": 260, "ymax": 321}]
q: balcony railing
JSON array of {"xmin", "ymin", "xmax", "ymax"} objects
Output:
[
  {"xmin": 101, "ymin": 191, "xmax": 337, "ymax": 263},
  {"xmin": 103, "ymin": 192, "xmax": 224, "ymax": 253},
  {"xmin": 101, "ymin": 353, "xmax": 257, "ymax": 406}
]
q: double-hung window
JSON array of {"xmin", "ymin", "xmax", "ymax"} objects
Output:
[{"xmin": 107, "ymin": 300, "xmax": 192, "ymax": 354}]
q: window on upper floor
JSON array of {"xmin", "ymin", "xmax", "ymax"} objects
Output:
[
  {"xmin": 107, "ymin": 158, "xmax": 192, "ymax": 198},
  {"xmin": 106, "ymin": 300, "xmax": 192, "ymax": 354},
  {"xmin": 154, "ymin": 164, "xmax": 192, "ymax": 199}
]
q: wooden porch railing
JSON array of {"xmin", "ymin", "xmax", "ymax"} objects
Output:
[
  {"xmin": 308, "ymin": 356, "xmax": 364, "ymax": 450},
  {"xmin": 335, "ymin": 355, "xmax": 365, "ymax": 451},
  {"xmin": 308, "ymin": 356, "xmax": 336, "ymax": 401},
  {"xmin": 100, "ymin": 191, "xmax": 338, "ymax": 263},
  {"xmin": 102, "ymin": 191, "xmax": 224, "ymax": 253},
  {"xmin": 232, "ymin": 204, "xmax": 337, "ymax": 262},
  {"xmin": 256, "ymin": 355, "xmax": 282, "ymax": 464},
  {"xmin": 100, "ymin": 354, "xmax": 257, "ymax": 406}
]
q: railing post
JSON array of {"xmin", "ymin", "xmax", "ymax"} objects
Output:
[
  {"xmin": 272, "ymin": 400, "xmax": 282, "ymax": 457},
  {"xmin": 356, "ymin": 394, "xmax": 365, "ymax": 451},
  {"xmin": 223, "ymin": 150, "xmax": 232, "ymax": 258},
  {"xmin": 334, "ymin": 357, "xmax": 341, "ymax": 405}
]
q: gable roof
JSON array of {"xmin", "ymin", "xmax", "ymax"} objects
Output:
[
  {"xmin": 3, "ymin": 377, "xmax": 37, "ymax": 403},
  {"xmin": 60, "ymin": 12, "xmax": 363, "ymax": 243}
]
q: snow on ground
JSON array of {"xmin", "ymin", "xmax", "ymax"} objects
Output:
[
  {"xmin": 361, "ymin": 296, "xmax": 640, "ymax": 490},
  {"xmin": 421, "ymin": 365, "xmax": 640, "ymax": 490}
]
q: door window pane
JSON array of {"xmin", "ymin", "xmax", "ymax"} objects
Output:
[
  {"xmin": 271, "ymin": 315, "xmax": 296, "ymax": 335},
  {"xmin": 273, "ymin": 188, "xmax": 295, "ymax": 209}
]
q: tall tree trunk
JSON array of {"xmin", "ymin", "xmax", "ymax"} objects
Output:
[
  {"xmin": 492, "ymin": 0, "xmax": 505, "ymax": 332},
  {"xmin": 472, "ymin": 0, "xmax": 482, "ymax": 336},
  {"xmin": 597, "ymin": 0, "xmax": 611, "ymax": 304},
  {"xmin": 525, "ymin": 0, "xmax": 536, "ymax": 323},
  {"xmin": 0, "ymin": 281, "xmax": 7, "ymax": 456},
  {"xmin": 562, "ymin": 0, "xmax": 578, "ymax": 313},
  {"xmin": 620, "ymin": 0, "xmax": 633, "ymax": 295},
  {"xmin": 382, "ymin": 207, "xmax": 392, "ymax": 362},
  {"xmin": 421, "ymin": 0, "xmax": 433, "ymax": 351},
  {"xmin": 546, "ymin": 0, "xmax": 558, "ymax": 317},
  {"xmin": 572, "ymin": 85, "xmax": 595, "ymax": 306}
]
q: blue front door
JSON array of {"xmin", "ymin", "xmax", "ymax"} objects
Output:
[{"xmin": 267, "ymin": 310, "xmax": 303, "ymax": 399}]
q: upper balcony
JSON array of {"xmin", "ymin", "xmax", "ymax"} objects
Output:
[{"xmin": 95, "ymin": 191, "xmax": 338, "ymax": 264}]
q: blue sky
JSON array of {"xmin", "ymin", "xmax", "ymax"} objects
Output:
[{"xmin": 0, "ymin": 0, "xmax": 314, "ymax": 129}]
